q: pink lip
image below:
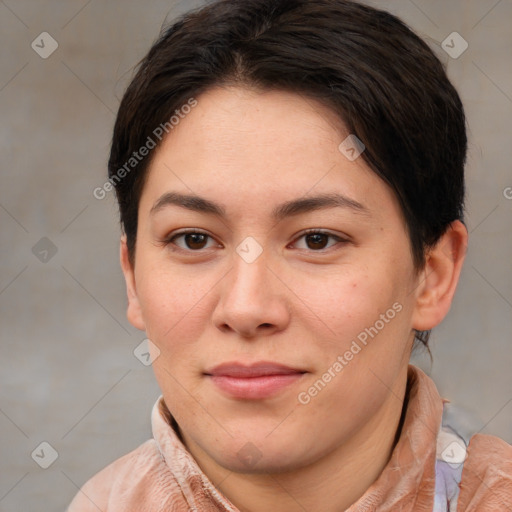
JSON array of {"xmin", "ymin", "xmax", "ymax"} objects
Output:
[{"xmin": 205, "ymin": 362, "xmax": 306, "ymax": 400}]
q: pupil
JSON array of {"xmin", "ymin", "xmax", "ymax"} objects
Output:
[
  {"xmin": 186, "ymin": 233, "xmax": 206, "ymax": 249},
  {"xmin": 307, "ymin": 233, "xmax": 327, "ymax": 249}
]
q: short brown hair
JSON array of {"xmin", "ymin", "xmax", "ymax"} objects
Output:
[{"xmin": 108, "ymin": 0, "xmax": 468, "ymax": 348}]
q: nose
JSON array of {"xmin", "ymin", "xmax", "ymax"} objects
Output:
[{"xmin": 211, "ymin": 250, "xmax": 291, "ymax": 339}]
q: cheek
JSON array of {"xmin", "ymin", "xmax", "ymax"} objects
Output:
[
  {"xmin": 288, "ymin": 263, "xmax": 413, "ymax": 396},
  {"xmin": 135, "ymin": 265, "xmax": 213, "ymax": 349},
  {"xmin": 288, "ymin": 264, "xmax": 401, "ymax": 342},
  {"xmin": 138, "ymin": 270, "xmax": 210, "ymax": 407}
]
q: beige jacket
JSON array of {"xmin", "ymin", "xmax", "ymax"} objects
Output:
[{"xmin": 68, "ymin": 365, "xmax": 512, "ymax": 511}]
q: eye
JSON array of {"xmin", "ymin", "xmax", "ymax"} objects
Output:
[
  {"xmin": 165, "ymin": 230, "xmax": 219, "ymax": 252},
  {"xmin": 162, "ymin": 228, "xmax": 348, "ymax": 254},
  {"xmin": 292, "ymin": 229, "xmax": 347, "ymax": 251}
]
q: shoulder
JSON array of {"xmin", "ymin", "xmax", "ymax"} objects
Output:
[
  {"xmin": 67, "ymin": 439, "xmax": 166, "ymax": 511},
  {"xmin": 457, "ymin": 433, "xmax": 512, "ymax": 510}
]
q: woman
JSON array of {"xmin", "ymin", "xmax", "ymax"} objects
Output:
[{"xmin": 69, "ymin": 0, "xmax": 512, "ymax": 510}]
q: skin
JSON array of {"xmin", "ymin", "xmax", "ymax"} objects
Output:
[{"xmin": 120, "ymin": 86, "xmax": 467, "ymax": 511}]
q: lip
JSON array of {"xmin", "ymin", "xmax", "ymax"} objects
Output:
[{"xmin": 204, "ymin": 361, "xmax": 306, "ymax": 400}]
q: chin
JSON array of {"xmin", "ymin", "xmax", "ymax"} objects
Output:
[
  {"xmin": 203, "ymin": 430, "xmax": 318, "ymax": 475},
  {"xmin": 215, "ymin": 447, "xmax": 305, "ymax": 475}
]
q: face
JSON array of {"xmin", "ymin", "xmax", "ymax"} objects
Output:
[{"xmin": 123, "ymin": 86, "xmax": 424, "ymax": 474}]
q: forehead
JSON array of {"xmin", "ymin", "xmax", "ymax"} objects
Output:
[
  {"xmin": 140, "ymin": 86, "xmax": 401, "ymax": 224},
  {"xmin": 169, "ymin": 86, "xmax": 345, "ymax": 153}
]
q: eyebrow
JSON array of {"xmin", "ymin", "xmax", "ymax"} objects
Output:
[{"xmin": 149, "ymin": 191, "xmax": 370, "ymax": 221}]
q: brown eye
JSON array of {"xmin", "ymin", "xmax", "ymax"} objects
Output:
[
  {"xmin": 167, "ymin": 230, "xmax": 217, "ymax": 251},
  {"xmin": 183, "ymin": 233, "xmax": 208, "ymax": 250},
  {"xmin": 305, "ymin": 232, "xmax": 330, "ymax": 250},
  {"xmin": 293, "ymin": 230, "xmax": 346, "ymax": 252}
]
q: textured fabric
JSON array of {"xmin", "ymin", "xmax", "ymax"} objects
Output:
[
  {"xmin": 67, "ymin": 365, "xmax": 512, "ymax": 511},
  {"xmin": 433, "ymin": 427, "xmax": 466, "ymax": 511}
]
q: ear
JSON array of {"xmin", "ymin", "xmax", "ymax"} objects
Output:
[
  {"xmin": 120, "ymin": 236, "xmax": 146, "ymax": 331},
  {"xmin": 411, "ymin": 220, "xmax": 468, "ymax": 331}
]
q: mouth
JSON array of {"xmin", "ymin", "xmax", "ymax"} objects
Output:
[{"xmin": 204, "ymin": 361, "xmax": 307, "ymax": 400}]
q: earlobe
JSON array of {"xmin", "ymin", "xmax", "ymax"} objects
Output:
[
  {"xmin": 120, "ymin": 236, "xmax": 146, "ymax": 331},
  {"xmin": 411, "ymin": 220, "xmax": 468, "ymax": 332}
]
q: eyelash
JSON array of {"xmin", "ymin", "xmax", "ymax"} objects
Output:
[{"xmin": 162, "ymin": 228, "xmax": 348, "ymax": 254}]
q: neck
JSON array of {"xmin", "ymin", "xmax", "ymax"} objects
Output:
[{"xmin": 179, "ymin": 369, "xmax": 410, "ymax": 512}]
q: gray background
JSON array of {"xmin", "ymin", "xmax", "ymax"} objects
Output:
[{"xmin": 1, "ymin": 0, "xmax": 511, "ymax": 510}]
